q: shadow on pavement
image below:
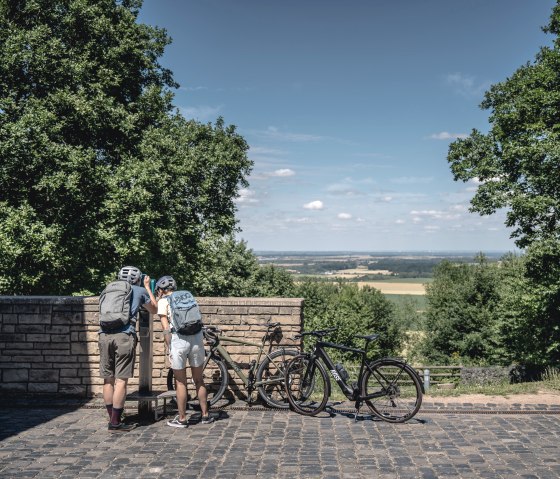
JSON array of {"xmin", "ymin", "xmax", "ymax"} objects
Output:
[{"xmin": 0, "ymin": 404, "xmax": 86, "ymax": 442}]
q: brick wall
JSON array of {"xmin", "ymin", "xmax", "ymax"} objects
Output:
[{"xmin": 0, "ymin": 296, "xmax": 303, "ymax": 398}]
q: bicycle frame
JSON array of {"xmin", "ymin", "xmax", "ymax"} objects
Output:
[
  {"xmin": 207, "ymin": 331, "xmax": 289, "ymax": 389},
  {"xmin": 312, "ymin": 340, "xmax": 406, "ymax": 402}
]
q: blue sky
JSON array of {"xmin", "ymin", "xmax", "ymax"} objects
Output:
[{"xmin": 139, "ymin": 0, "xmax": 556, "ymax": 252}]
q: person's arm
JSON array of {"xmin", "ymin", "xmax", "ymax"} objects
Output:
[
  {"xmin": 142, "ymin": 275, "xmax": 158, "ymax": 314},
  {"xmin": 157, "ymin": 299, "xmax": 172, "ymax": 348}
]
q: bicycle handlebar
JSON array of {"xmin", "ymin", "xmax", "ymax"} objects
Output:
[{"xmin": 292, "ymin": 327, "xmax": 338, "ymax": 340}]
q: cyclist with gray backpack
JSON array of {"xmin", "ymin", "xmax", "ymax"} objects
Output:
[
  {"xmin": 98, "ymin": 266, "xmax": 157, "ymax": 432},
  {"xmin": 155, "ymin": 275, "xmax": 214, "ymax": 427}
]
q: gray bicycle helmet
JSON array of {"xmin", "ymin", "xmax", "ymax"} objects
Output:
[
  {"xmin": 118, "ymin": 266, "xmax": 142, "ymax": 285},
  {"xmin": 155, "ymin": 275, "xmax": 177, "ymax": 292}
]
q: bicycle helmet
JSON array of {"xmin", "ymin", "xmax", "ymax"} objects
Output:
[
  {"xmin": 118, "ymin": 266, "xmax": 142, "ymax": 285},
  {"xmin": 155, "ymin": 275, "xmax": 177, "ymax": 293}
]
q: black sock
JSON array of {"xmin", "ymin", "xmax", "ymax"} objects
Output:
[
  {"xmin": 105, "ymin": 404, "xmax": 113, "ymax": 419},
  {"xmin": 110, "ymin": 407, "xmax": 123, "ymax": 425}
]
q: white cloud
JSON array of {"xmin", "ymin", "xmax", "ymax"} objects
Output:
[
  {"xmin": 179, "ymin": 105, "xmax": 223, "ymax": 121},
  {"xmin": 249, "ymin": 146, "xmax": 285, "ymax": 156},
  {"xmin": 446, "ymin": 72, "xmax": 490, "ymax": 97},
  {"xmin": 271, "ymin": 168, "xmax": 295, "ymax": 177},
  {"xmin": 428, "ymin": 131, "xmax": 468, "ymax": 140},
  {"xmin": 391, "ymin": 176, "xmax": 434, "ymax": 184},
  {"xmin": 286, "ymin": 217, "xmax": 312, "ymax": 223},
  {"xmin": 451, "ymin": 204, "xmax": 468, "ymax": 212},
  {"xmin": 256, "ymin": 126, "xmax": 324, "ymax": 142},
  {"xmin": 395, "ymin": 219, "xmax": 406, "ymax": 224},
  {"xmin": 337, "ymin": 213, "xmax": 352, "ymax": 220},
  {"xmin": 303, "ymin": 200, "xmax": 324, "ymax": 210},
  {"xmin": 410, "ymin": 209, "xmax": 461, "ymax": 220},
  {"xmin": 235, "ymin": 188, "xmax": 258, "ymax": 204},
  {"xmin": 179, "ymin": 86, "xmax": 209, "ymax": 92}
]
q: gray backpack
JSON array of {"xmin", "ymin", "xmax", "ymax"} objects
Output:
[
  {"xmin": 166, "ymin": 290, "xmax": 203, "ymax": 335},
  {"xmin": 99, "ymin": 280, "xmax": 132, "ymax": 331}
]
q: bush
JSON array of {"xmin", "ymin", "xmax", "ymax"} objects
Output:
[{"xmin": 294, "ymin": 279, "xmax": 404, "ymax": 362}]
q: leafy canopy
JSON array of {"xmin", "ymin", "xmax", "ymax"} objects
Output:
[
  {"xmin": 447, "ymin": 3, "xmax": 560, "ymax": 248},
  {"xmin": 0, "ymin": 0, "xmax": 251, "ymax": 294}
]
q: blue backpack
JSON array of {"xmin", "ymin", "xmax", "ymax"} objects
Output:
[{"xmin": 166, "ymin": 290, "xmax": 203, "ymax": 335}]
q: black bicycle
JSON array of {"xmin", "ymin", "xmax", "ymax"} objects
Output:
[{"xmin": 284, "ymin": 328, "xmax": 423, "ymax": 423}]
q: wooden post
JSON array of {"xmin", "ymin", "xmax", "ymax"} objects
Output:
[{"xmin": 138, "ymin": 309, "xmax": 153, "ymax": 417}]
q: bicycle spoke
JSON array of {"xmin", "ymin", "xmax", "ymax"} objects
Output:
[
  {"xmin": 285, "ymin": 355, "xmax": 330, "ymax": 416},
  {"xmin": 362, "ymin": 360, "xmax": 422, "ymax": 423},
  {"xmin": 256, "ymin": 349, "xmax": 298, "ymax": 408}
]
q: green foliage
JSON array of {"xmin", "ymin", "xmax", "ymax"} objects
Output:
[
  {"xmin": 420, "ymin": 250, "xmax": 560, "ymax": 367},
  {"xmin": 447, "ymin": 4, "xmax": 560, "ymax": 249},
  {"xmin": 420, "ymin": 255, "xmax": 503, "ymax": 365},
  {"xmin": 442, "ymin": 2, "xmax": 560, "ymax": 369},
  {"xmin": 495, "ymin": 242, "xmax": 560, "ymax": 366},
  {"xmin": 0, "ymin": 0, "xmax": 251, "ymax": 294},
  {"xmin": 294, "ymin": 279, "xmax": 404, "ymax": 362},
  {"xmin": 249, "ymin": 265, "xmax": 297, "ymax": 298}
]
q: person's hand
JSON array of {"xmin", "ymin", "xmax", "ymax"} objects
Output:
[{"xmin": 143, "ymin": 274, "xmax": 151, "ymax": 288}]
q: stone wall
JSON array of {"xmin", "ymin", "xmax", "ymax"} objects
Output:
[{"xmin": 0, "ymin": 296, "xmax": 303, "ymax": 397}]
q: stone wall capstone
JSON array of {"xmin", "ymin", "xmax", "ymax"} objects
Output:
[{"xmin": 0, "ymin": 296, "xmax": 303, "ymax": 398}]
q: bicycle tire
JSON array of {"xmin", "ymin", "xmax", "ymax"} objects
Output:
[
  {"xmin": 256, "ymin": 349, "xmax": 299, "ymax": 408},
  {"xmin": 361, "ymin": 358, "xmax": 422, "ymax": 423},
  {"xmin": 167, "ymin": 353, "xmax": 228, "ymax": 408},
  {"xmin": 284, "ymin": 354, "xmax": 330, "ymax": 416}
]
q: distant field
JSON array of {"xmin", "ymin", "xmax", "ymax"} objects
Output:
[
  {"xmin": 296, "ymin": 276, "xmax": 430, "ymax": 295},
  {"xmin": 358, "ymin": 281, "xmax": 426, "ymax": 295}
]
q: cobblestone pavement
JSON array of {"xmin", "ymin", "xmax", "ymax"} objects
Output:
[{"xmin": 1, "ymin": 401, "xmax": 560, "ymax": 479}]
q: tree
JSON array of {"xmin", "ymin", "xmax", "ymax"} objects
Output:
[
  {"xmin": 496, "ymin": 244, "xmax": 560, "ymax": 367},
  {"xmin": 445, "ymin": 2, "xmax": 560, "ymax": 369},
  {"xmin": 447, "ymin": 3, "xmax": 560, "ymax": 249},
  {"xmin": 0, "ymin": 0, "xmax": 251, "ymax": 294},
  {"xmin": 294, "ymin": 279, "xmax": 403, "ymax": 361},
  {"xmin": 420, "ymin": 256, "xmax": 503, "ymax": 365}
]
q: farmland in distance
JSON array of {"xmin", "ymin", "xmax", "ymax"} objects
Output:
[
  {"xmin": 256, "ymin": 250, "xmax": 506, "ymax": 299},
  {"xmin": 257, "ymin": 251, "xmax": 504, "ymax": 284}
]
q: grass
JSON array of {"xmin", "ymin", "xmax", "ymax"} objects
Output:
[
  {"xmin": 327, "ymin": 366, "xmax": 560, "ymax": 401},
  {"xmin": 425, "ymin": 367, "xmax": 560, "ymax": 398}
]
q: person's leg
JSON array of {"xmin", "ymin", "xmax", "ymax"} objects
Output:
[
  {"xmin": 109, "ymin": 333, "xmax": 136, "ymax": 430},
  {"xmin": 190, "ymin": 366, "xmax": 209, "ymax": 417},
  {"xmin": 110, "ymin": 378, "xmax": 128, "ymax": 425},
  {"xmin": 188, "ymin": 331, "xmax": 214, "ymax": 423},
  {"xmin": 99, "ymin": 333, "xmax": 116, "ymax": 420},
  {"xmin": 103, "ymin": 378, "xmax": 115, "ymax": 419},
  {"xmin": 173, "ymin": 368, "xmax": 188, "ymax": 422}
]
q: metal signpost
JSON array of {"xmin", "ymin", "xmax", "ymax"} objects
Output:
[{"xmin": 138, "ymin": 308, "xmax": 153, "ymax": 417}]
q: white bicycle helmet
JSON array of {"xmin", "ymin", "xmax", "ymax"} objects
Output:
[{"xmin": 118, "ymin": 266, "xmax": 142, "ymax": 285}]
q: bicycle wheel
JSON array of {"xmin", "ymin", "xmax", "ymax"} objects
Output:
[
  {"xmin": 256, "ymin": 349, "xmax": 299, "ymax": 408},
  {"xmin": 169, "ymin": 354, "xmax": 228, "ymax": 408},
  {"xmin": 361, "ymin": 358, "xmax": 422, "ymax": 423},
  {"xmin": 284, "ymin": 354, "xmax": 330, "ymax": 416}
]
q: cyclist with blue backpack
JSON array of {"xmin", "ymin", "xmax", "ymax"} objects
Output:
[
  {"xmin": 155, "ymin": 275, "xmax": 215, "ymax": 427},
  {"xmin": 98, "ymin": 266, "xmax": 157, "ymax": 432}
]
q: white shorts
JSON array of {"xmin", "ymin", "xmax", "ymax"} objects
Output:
[{"xmin": 169, "ymin": 330, "xmax": 205, "ymax": 369}]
